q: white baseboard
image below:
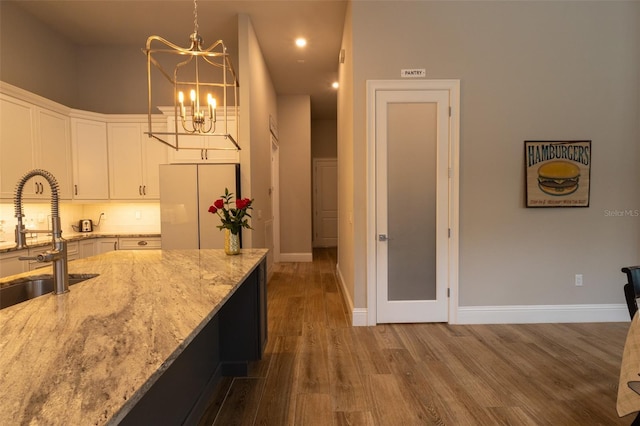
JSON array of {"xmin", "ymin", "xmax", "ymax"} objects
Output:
[
  {"xmin": 335, "ymin": 263, "xmax": 370, "ymax": 326},
  {"xmin": 345, "ymin": 304, "xmax": 630, "ymax": 326},
  {"xmin": 335, "ymin": 263, "xmax": 353, "ymax": 323},
  {"xmin": 456, "ymin": 303, "xmax": 629, "ymax": 324},
  {"xmin": 352, "ymin": 309, "xmax": 368, "ymax": 326},
  {"xmin": 279, "ymin": 252, "xmax": 313, "ymax": 262}
]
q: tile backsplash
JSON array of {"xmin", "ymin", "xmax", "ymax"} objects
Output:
[{"xmin": 0, "ymin": 202, "xmax": 160, "ymax": 241}]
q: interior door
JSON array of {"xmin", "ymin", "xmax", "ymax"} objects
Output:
[
  {"xmin": 313, "ymin": 158, "xmax": 338, "ymax": 247},
  {"xmin": 375, "ymin": 89, "xmax": 450, "ymax": 323}
]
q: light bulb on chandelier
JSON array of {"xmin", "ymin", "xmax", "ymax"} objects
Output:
[{"xmin": 177, "ymin": 89, "xmax": 217, "ymax": 134}]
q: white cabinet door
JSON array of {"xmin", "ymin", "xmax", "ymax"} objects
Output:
[
  {"xmin": 108, "ymin": 122, "xmax": 145, "ymax": 199},
  {"xmin": 0, "ymin": 94, "xmax": 36, "ymax": 199},
  {"xmin": 141, "ymin": 122, "xmax": 168, "ymax": 199},
  {"xmin": 36, "ymin": 108, "xmax": 72, "ymax": 200},
  {"xmin": 165, "ymin": 116, "xmax": 208, "ymax": 163},
  {"xmin": 71, "ymin": 117, "xmax": 109, "ymax": 200},
  {"xmin": 166, "ymin": 116, "xmax": 239, "ymax": 164},
  {"xmin": 0, "ymin": 250, "xmax": 28, "ymax": 278},
  {"xmin": 66, "ymin": 241, "xmax": 79, "ymax": 261},
  {"xmin": 27, "ymin": 247, "xmax": 51, "ymax": 271},
  {"xmin": 78, "ymin": 240, "xmax": 96, "ymax": 258},
  {"xmin": 96, "ymin": 238, "xmax": 118, "ymax": 254},
  {"xmin": 108, "ymin": 121, "xmax": 167, "ymax": 200},
  {"xmin": 0, "ymin": 95, "xmax": 73, "ymax": 201}
]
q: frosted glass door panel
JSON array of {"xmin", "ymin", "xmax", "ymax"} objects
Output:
[{"xmin": 387, "ymin": 102, "xmax": 437, "ymax": 301}]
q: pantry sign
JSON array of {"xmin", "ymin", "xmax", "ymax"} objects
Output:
[{"xmin": 524, "ymin": 140, "xmax": 591, "ymax": 208}]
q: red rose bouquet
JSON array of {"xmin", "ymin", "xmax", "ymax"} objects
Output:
[{"xmin": 208, "ymin": 188, "xmax": 253, "ymax": 235}]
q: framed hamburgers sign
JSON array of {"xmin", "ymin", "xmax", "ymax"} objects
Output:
[{"xmin": 524, "ymin": 140, "xmax": 591, "ymax": 208}]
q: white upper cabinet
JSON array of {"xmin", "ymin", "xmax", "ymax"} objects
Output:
[
  {"xmin": 70, "ymin": 113, "xmax": 109, "ymax": 200},
  {"xmin": 0, "ymin": 93, "xmax": 72, "ymax": 200},
  {"xmin": 107, "ymin": 119, "xmax": 167, "ymax": 200},
  {"xmin": 35, "ymin": 108, "xmax": 72, "ymax": 200},
  {"xmin": 0, "ymin": 94, "xmax": 36, "ymax": 199},
  {"xmin": 165, "ymin": 113, "xmax": 240, "ymax": 164},
  {"xmin": 1, "ymin": 83, "xmax": 172, "ymax": 202}
]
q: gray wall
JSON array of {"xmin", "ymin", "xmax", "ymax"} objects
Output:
[
  {"xmin": 340, "ymin": 1, "xmax": 640, "ymax": 308},
  {"xmin": 238, "ymin": 14, "xmax": 278, "ymax": 251},
  {"xmin": 279, "ymin": 95, "xmax": 313, "ymax": 256},
  {"xmin": 337, "ymin": 2, "xmax": 355, "ymax": 307},
  {"xmin": 0, "ymin": 2, "xmax": 77, "ymax": 107},
  {"xmin": 0, "ymin": 2, "xmax": 240, "ymax": 115},
  {"xmin": 312, "ymin": 119, "xmax": 337, "ymax": 159}
]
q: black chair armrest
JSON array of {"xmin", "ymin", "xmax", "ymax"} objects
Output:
[{"xmin": 624, "ymin": 283, "xmax": 638, "ymax": 319}]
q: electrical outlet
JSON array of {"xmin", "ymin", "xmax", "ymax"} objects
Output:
[
  {"xmin": 135, "ymin": 211, "xmax": 141, "ymax": 220},
  {"xmin": 575, "ymin": 274, "xmax": 583, "ymax": 287}
]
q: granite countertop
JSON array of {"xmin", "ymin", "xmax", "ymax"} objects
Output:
[
  {"xmin": 0, "ymin": 248, "xmax": 268, "ymax": 425},
  {"xmin": 0, "ymin": 232, "xmax": 161, "ymax": 253}
]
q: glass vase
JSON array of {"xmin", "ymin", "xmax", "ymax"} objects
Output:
[{"xmin": 224, "ymin": 229, "xmax": 240, "ymax": 255}]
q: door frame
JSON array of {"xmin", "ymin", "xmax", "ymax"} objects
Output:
[
  {"xmin": 366, "ymin": 79, "xmax": 460, "ymax": 325},
  {"xmin": 271, "ymin": 135, "xmax": 281, "ymax": 263}
]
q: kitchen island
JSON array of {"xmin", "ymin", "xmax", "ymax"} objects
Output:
[{"xmin": 0, "ymin": 248, "xmax": 268, "ymax": 425}]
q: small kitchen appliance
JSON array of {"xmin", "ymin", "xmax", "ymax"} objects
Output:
[{"xmin": 80, "ymin": 219, "xmax": 93, "ymax": 232}]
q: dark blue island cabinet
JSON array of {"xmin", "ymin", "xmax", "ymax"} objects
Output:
[{"xmin": 120, "ymin": 258, "xmax": 267, "ymax": 425}]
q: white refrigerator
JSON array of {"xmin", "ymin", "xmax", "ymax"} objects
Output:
[{"xmin": 159, "ymin": 163, "xmax": 241, "ymax": 249}]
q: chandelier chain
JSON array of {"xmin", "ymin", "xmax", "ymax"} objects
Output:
[{"xmin": 193, "ymin": 0, "xmax": 199, "ymax": 34}]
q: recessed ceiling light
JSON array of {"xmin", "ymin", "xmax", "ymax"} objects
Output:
[
  {"xmin": 332, "ymin": 82, "xmax": 339, "ymax": 89},
  {"xmin": 295, "ymin": 38, "xmax": 307, "ymax": 48}
]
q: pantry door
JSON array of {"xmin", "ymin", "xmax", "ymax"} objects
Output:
[{"xmin": 368, "ymin": 80, "xmax": 459, "ymax": 324}]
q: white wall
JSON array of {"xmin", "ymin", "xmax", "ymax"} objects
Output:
[{"xmin": 341, "ymin": 1, "xmax": 640, "ymax": 312}]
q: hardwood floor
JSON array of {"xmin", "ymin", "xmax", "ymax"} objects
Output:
[{"xmin": 198, "ymin": 248, "xmax": 633, "ymax": 425}]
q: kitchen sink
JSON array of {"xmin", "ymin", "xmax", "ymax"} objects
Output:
[{"xmin": 0, "ymin": 273, "xmax": 99, "ymax": 310}]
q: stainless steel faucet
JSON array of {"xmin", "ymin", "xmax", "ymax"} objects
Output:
[{"xmin": 14, "ymin": 169, "xmax": 69, "ymax": 295}]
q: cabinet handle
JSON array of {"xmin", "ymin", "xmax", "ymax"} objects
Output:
[
  {"xmin": 138, "ymin": 240, "xmax": 148, "ymax": 246},
  {"xmin": 200, "ymin": 149, "xmax": 205, "ymax": 160},
  {"xmin": 75, "ymin": 185, "xmax": 78, "ymax": 196},
  {"xmin": 204, "ymin": 149, "xmax": 208, "ymax": 160},
  {"xmin": 139, "ymin": 185, "xmax": 143, "ymax": 195},
  {"xmin": 143, "ymin": 185, "xmax": 147, "ymax": 195},
  {"xmin": 114, "ymin": 242, "xmax": 118, "ymax": 250}
]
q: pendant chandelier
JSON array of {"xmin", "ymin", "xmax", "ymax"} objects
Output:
[{"xmin": 143, "ymin": 0, "xmax": 239, "ymax": 151}]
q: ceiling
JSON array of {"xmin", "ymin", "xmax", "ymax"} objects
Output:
[{"xmin": 9, "ymin": 0, "xmax": 347, "ymax": 120}]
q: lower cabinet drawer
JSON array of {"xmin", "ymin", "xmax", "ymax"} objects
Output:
[{"xmin": 118, "ymin": 237, "xmax": 161, "ymax": 250}]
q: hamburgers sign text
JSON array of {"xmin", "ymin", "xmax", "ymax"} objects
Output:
[{"xmin": 524, "ymin": 140, "xmax": 591, "ymax": 208}]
